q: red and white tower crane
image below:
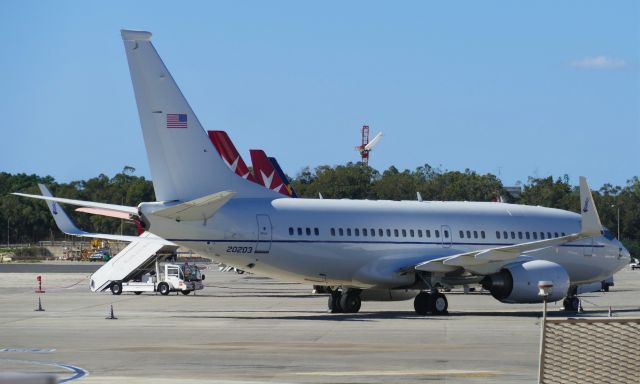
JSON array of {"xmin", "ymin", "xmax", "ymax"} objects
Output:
[{"xmin": 355, "ymin": 125, "xmax": 383, "ymax": 165}]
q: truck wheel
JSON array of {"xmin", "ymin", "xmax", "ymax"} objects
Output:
[
  {"xmin": 181, "ymin": 290, "xmax": 191, "ymax": 295},
  {"xmin": 111, "ymin": 282, "xmax": 122, "ymax": 295},
  {"xmin": 158, "ymin": 283, "xmax": 170, "ymax": 296}
]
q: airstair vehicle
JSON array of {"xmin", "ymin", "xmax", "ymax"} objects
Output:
[{"xmin": 89, "ymin": 232, "xmax": 204, "ymax": 295}]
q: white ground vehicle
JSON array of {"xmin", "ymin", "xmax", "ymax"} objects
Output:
[
  {"xmin": 631, "ymin": 259, "xmax": 639, "ymax": 270},
  {"xmin": 110, "ymin": 259, "xmax": 205, "ymax": 296}
]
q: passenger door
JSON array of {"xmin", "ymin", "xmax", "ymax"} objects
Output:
[{"xmin": 255, "ymin": 214, "xmax": 272, "ymax": 253}]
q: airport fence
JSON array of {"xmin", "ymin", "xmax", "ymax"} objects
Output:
[{"xmin": 539, "ymin": 317, "xmax": 640, "ymax": 383}]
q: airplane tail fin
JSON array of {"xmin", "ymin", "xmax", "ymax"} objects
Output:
[
  {"xmin": 121, "ymin": 30, "xmax": 276, "ymax": 201},
  {"xmin": 269, "ymin": 156, "xmax": 298, "ymax": 197},
  {"xmin": 208, "ymin": 130, "xmax": 257, "ymax": 182},
  {"xmin": 250, "ymin": 149, "xmax": 292, "ymax": 197}
]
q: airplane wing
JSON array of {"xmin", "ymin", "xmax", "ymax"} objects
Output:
[
  {"xmin": 16, "ymin": 185, "xmax": 171, "ymax": 245},
  {"xmin": 410, "ymin": 177, "xmax": 603, "ymax": 275}
]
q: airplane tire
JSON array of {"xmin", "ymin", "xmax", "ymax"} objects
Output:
[
  {"xmin": 134, "ymin": 291, "xmax": 142, "ymax": 295},
  {"xmin": 181, "ymin": 290, "xmax": 191, "ymax": 295},
  {"xmin": 340, "ymin": 291, "xmax": 361, "ymax": 313},
  {"xmin": 413, "ymin": 292, "xmax": 430, "ymax": 315},
  {"xmin": 432, "ymin": 293, "xmax": 448, "ymax": 315},
  {"xmin": 563, "ymin": 297, "xmax": 580, "ymax": 311},
  {"xmin": 158, "ymin": 283, "xmax": 170, "ymax": 296},
  {"xmin": 328, "ymin": 292, "xmax": 343, "ymax": 313},
  {"xmin": 110, "ymin": 282, "xmax": 122, "ymax": 295}
]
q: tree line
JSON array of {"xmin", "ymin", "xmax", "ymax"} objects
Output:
[{"xmin": 1, "ymin": 164, "xmax": 638, "ymax": 257}]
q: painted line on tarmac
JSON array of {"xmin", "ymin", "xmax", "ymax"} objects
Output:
[
  {"xmin": 292, "ymin": 369, "xmax": 501, "ymax": 377},
  {"xmin": 0, "ymin": 358, "xmax": 89, "ymax": 382}
]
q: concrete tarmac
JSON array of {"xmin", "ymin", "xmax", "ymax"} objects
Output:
[{"xmin": 1, "ymin": 264, "xmax": 639, "ymax": 383}]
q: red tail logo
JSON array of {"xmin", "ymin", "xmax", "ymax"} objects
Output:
[
  {"xmin": 208, "ymin": 131, "xmax": 256, "ymax": 182},
  {"xmin": 250, "ymin": 149, "xmax": 291, "ymax": 196}
]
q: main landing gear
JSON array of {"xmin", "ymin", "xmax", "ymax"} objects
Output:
[
  {"xmin": 563, "ymin": 296, "xmax": 581, "ymax": 311},
  {"xmin": 413, "ymin": 290, "xmax": 448, "ymax": 316},
  {"xmin": 563, "ymin": 286, "xmax": 581, "ymax": 312},
  {"xmin": 328, "ymin": 289, "xmax": 362, "ymax": 313}
]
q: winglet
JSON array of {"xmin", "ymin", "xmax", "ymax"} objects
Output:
[
  {"xmin": 579, "ymin": 176, "xmax": 603, "ymax": 236},
  {"xmin": 37, "ymin": 184, "xmax": 86, "ymax": 236}
]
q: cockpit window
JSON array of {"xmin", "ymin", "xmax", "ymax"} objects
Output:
[{"xmin": 603, "ymin": 227, "xmax": 615, "ymax": 240}]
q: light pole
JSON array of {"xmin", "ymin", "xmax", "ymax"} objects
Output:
[
  {"xmin": 537, "ymin": 280, "xmax": 553, "ymax": 384},
  {"xmin": 616, "ymin": 205, "xmax": 620, "ymax": 240},
  {"xmin": 611, "ymin": 204, "xmax": 620, "ymax": 239}
]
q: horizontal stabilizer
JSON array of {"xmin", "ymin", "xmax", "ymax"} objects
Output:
[
  {"xmin": 12, "ymin": 191, "xmax": 138, "ymax": 217},
  {"xmin": 75, "ymin": 207, "xmax": 131, "ymax": 220},
  {"xmin": 150, "ymin": 191, "xmax": 235, "ymax": 221},
  {"xmin": 16, "ymin": 185, "xmax": 170, "ymax": 244}
]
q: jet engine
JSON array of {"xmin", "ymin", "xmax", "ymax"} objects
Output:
[{"xmin": 481, "ymin": 260, "xmax": 570, "ymax": 303}]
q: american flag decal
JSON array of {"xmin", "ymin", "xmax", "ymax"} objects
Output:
[{"xmin": 167, "ymin": 113, "xmax": 188, "ymax": 129}]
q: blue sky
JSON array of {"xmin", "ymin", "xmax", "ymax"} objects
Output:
[{"xmin": 1, "ymin": 1, "xmax": 638, "ymax": 189}]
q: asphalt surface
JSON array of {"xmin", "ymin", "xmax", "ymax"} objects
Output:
[
  {"xmin": 0, "ymin": 262, "xmax": 102, "ymax": 273},
  {"xmin": 0, "ymin": 263, "xmax": 638, "ymax": 383}
]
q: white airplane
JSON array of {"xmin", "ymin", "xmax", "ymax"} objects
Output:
[{"xmin": 15, "ymin": 30, "xmax": 630, "ymax": 315}]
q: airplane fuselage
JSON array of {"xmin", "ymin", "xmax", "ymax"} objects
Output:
[{"xmin": 142, "ymin": 198, "xmax": 629, "ymax": 289}]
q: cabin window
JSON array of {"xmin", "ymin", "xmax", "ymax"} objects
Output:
[
  {"xmin": 314, "ymin": 228, "xmax": 319, "ymax": 236},
  {"xmin": 518, "ymin": 231, "xmax": 522, "ymax": 239},
  {"xmin": 386, "ymin": 229, "xmax": 391, "ymax": 237},
  {"xmin": 354, "ymin": 228, "xmax": 359, "ymax": 236},
  {"xmin": 289, "ymin": 227, "xmax": 294, "ymax": 235},
  {"xmin": 554, "ymin": 232, "xmax": 559, "ymax": 238},
  {"xmin": 481, "ymin": 231, "xmax": 485, "ymax": 239},
  {"xmin": 339, "ymin": 228, "xmax": 344, "ymax": 236},
  {"xmin": 511, "ymin": 231, "xmax": 516, "ymax": 239},
  {"xmin": 547, "ymin": 232, "xmax": 552, "ymax": 239},
  {"xmin": 460, "ymin": 230, "xmax": 465, "ymax": 238},
  {"xmin": 540, "ymin": 232, "xmax": 545, "ymax": 239},
  {"xmin": 496, "ymin": 231, "xmax": 501, "ymax": 239},
  {"xmin": 533, "ymin": 232, "xmax": 538, "ymax": 240},
  {"xmin": 444, "ymin": 230, "xmax": 449, "ymax": 238},
  {"xmin": 362, "ymin": 228, "xmax": 368, "ymax": 237},
  {"xmin": 379, "ymin": 229, "xmax": 384, "ymax": 237},
  {"xmin": 434, "ymin": 230, "xmax": 440, "ymax": 238},
  {"xmin": 503, "ymin": 231, "xmax": 508, "ymax": 239},
  {"xmin": 525, "ymin": 232, "xmax": 530, "ymax": 240},
  {"xmin": 347, "ymin": 228, "xmax": 352, "ymax": 236},
  {"xmin": 473, "ymin": 230, "xmax": 478, "ymax": 239},
  {"xmin": 306, "ymin": 228, "xmax": 311, "ymax": 236},
  {"xmin": 417, "ymin": 230, "xmax": 423, "ymax": 238},
  {"xmin": 330, "ymin": 228, "xmax": 335, "ymax": 236},
  {"xmin": 561, "ymin": 232, "xmax": 566, "ymax": 237},
  {"xmin": 297, "ymin": 228, "xmax": 302, "ymax": 235},
  {"xmin": 426, "ymin": 230, "xmax": 431, "ymax": 238},
  {"xmin": 401, "ymin": 229, "xmax": 406, "ymax": 237},
  {"xmin": 410, "ymin": 229, "xmax": 415, "ymax": 237},
  {"xmin": 394, "ymin": 229, "xmax": 399, "ymax": 237},
  {"xmin": 466, "ymin": 230, "xmax": 471, "ymax": 239}
]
